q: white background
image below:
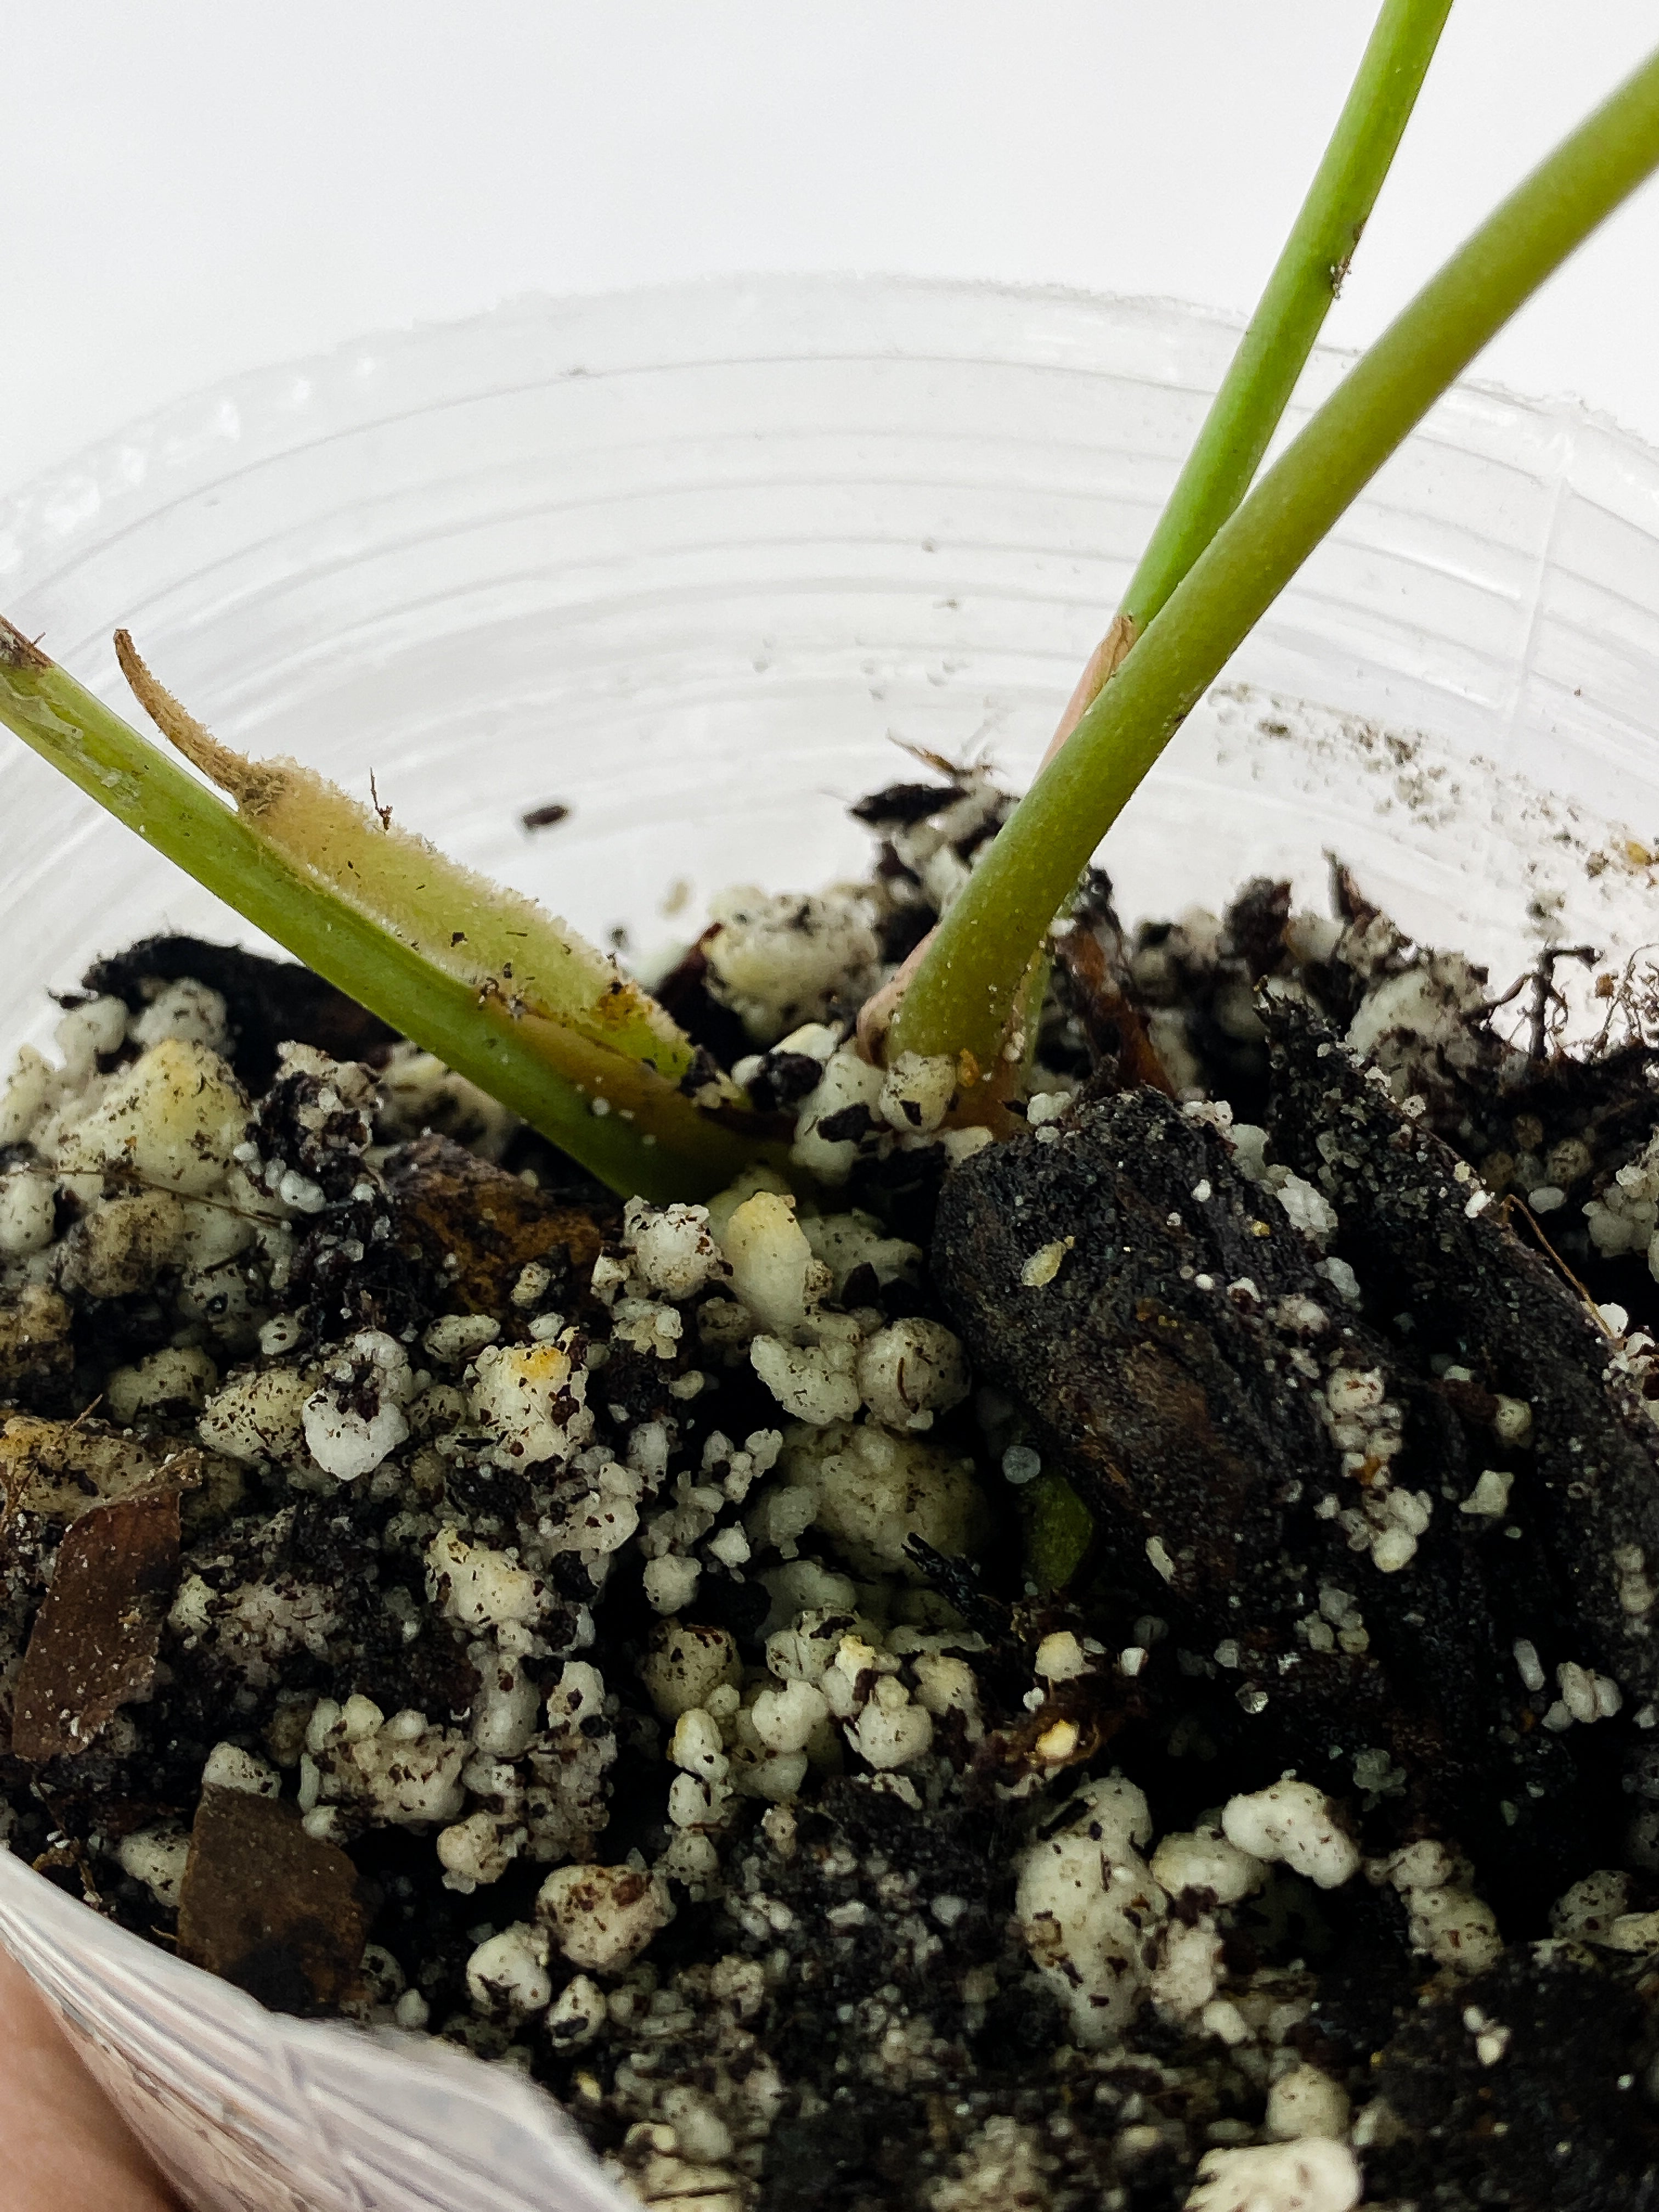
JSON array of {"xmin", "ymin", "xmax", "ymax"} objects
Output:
[{"xmin": 4, "ymin": 2, "xmax": 1659, "ymax": 500}]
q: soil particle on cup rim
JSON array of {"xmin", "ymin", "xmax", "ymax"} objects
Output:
[{"xmin": 521, "ymin": 803, "xmax": 571, "ymax": 833}]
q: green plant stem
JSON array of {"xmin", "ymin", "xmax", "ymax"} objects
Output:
[
  {"xmin": 873, "ymin": 0, "xmax": 1446, "ymax": 1076},
  {"xmin": 893, "ymin": 42, "xmax": 1659, "ymax": 1073},
  {"xmin": 0, "ymin": 628, "xmax": 767, "ymax": 1203},
  {"xmin": 1120, "ymin": 0, "xmax": 1453, "ymax": 636}
]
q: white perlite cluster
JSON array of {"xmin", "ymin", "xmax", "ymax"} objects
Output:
[
  {"xmin": 470, "ymin": 1335, "xmax": 593, "ymax": 1468},
  {"xmin": 702, "ymin": 887, "xmax": 882, "ymax": 1043},
  {"xmin": 643, "ymin": 1604, "xmax": 987, "ymax": 1894},
  {"xmin": 789, "ymin": 1041, "xmax": 991, "ymax": 1186},
  {"xmin": 622, "ymin": 1195, "xmax": 727, "ymax": 1302},
  {"xmin": 1545, "ymin": 1867, "xmax": 1659, "ymax": 1954},
  {"xmin": 248, "ymin": 1044, "xmax": 379, "ymax": 1210},
  {"xmin": 880, "ymin": 770, "xmax": 1010, "ymax": 921},
  {"xmin": 930, "ymin": 2115, "xmax": 1053, "ymax": 2212},
  {"xmin": 1600, "ymin": 1313, "xmax": 1659, "ymax": 1441},
  {"xmin": 715, "ymin": 1182, "xmax": 972, "ymax": 1434},
  {"xmin": 633, "ymin": 1425, "xmax": 783, "ymax": 1619},
  {"xmin": 561, "ymin": 1948, "xmax": 783, "ymax": 2212},
  {"xmin": 0, "ymin": 1003, "xmax": 298, "ymax": 1328},
  {"xmin": 606, "ymin": 1181, "xmax": 972, "ymax": 1438},
  {"xmin": 1366, "ymin": 1839, "xmax": 1503, "ymax": 1977},
  {"xmin": 776, "ymin": 1424, "xmax": 988, "ymax": 1579},
  {"xmin": 582, "ymin": 1180, "xmax": 988, "ymax": 1617},
  {"xmin": 297, "ymin": 1697, "xmax": 467, "ymax": 1839},
  {"xmin": 1313, "ymin": 1365, "xmax": 1432, "ymax": 1575},
  {"xmin": 1013, "ymin": 1769, "xmax": 1483, "ymax": 2076},
  {"xmin": 1539, "ymin": 1656, "xmax": 1624, "ymax": 1733},
  {"xmin": 1344, "ymin": 948, "xmax": 1489, "ymax": 1103},
  {"xmin": 196, "ymin": 1306, "xmax": 595, "ymax": 1496},
  {"xmin": 289, "ymin": 1655, "xmax": 622, "ymax": 1889},
  {"xmin": 1181, "ymin": 1097, "xmax": 1340, "ymax": 1252},
  {"xmin": 464, "ymin": 1861, "xmax": 676, "ymax": 2021},
  {"xmin": 1019, "ymin": 1776, "xmax": 1261, "ymax": 2046},
  {"xmin": 303, "ymin": 1330, "xmax": 414, "ymax": 1479},
  {"xmin": 375, "ymin": 1042, "xmax": 516, "ymax": 1161},
  {"xmin": 1584, "ymin": 1126, "xmax": 1659, "ymax": 1278},
  {"xmin": 1221, "ymin": 1780, "xmax": 1361, "ymax": 1892},
  {"xmin": 1184, "ymin": 2138, "xmax": 1361, "ymax": 2212},
  {"xmin": 116, "ymin": 1824, "xmax": 193, "ymax": 1908},
  {"xmin": 1294, "ymin": 1584, "xmax": 1370, "ymax": 1660}
]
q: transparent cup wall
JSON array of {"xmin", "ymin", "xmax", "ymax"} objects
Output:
[{"xmin": 2, "ymin": 278, "xmax": 1658, "ymax": 2212}]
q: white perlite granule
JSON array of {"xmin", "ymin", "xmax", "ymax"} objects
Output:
[
  {"xmin": 56, "ymin": 1036, "xmax": 248, "ymax": 1198},
  {"xmin": 1183, "ymin": 2138, "xmax": 1361, "ymax": 2212},
  {"xmin": 1015, "ymin": 1775, "xmax": 1162, "ymax": 2044},
  {"xmin": 469, "ymin": 1336, "xmax": 591, "ymax": 1466},
  {"xmin": 1020, "ymin": 1238, "xmax": 1072, "ymax": 1288},
  {"xmin": 1584, "ymin": 1127, "xmax": 1659, "ymax": 1277},
  {"xmin": 116, "ymin": 1826, "xmax": 191, "ymax": 1908},
  {"xmin": 703, "ymin": 887, "xmax": 881, "ymax": 1043},
  {"xmin": 1221, "ymin": 1781, "xmax": 1359, "ymax": 1891},
  {"xmin": 538, "ymin": 1863, "xmax": 675, "ymax": 1971},
  {"xmin": 1378, "ymin": 1840, "xmax": 1503, "ymax": 1976},
  {"xmin": 200, "ymin": 1742, "xmax": 281, "ymax": 1798},
  {"xmin": 302, "ymin": 1330, "xmax": 413, "ymax": 1480},
  {"xmin": 1263, "ymin": 2066, "xmax": 1350, "ymax": 2143}
]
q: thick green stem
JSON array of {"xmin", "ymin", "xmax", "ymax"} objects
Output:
[
  {"xmin": 0, "ymin": 627, "xmax": 766, "ymax": 1203},
  {"xmin": 893, "ymin": 43, "xmax": 1659, "ymax": 1072},
  {"xmin": 1121, "ymin": 0, "xmax": 1453, "ymax": 636}
]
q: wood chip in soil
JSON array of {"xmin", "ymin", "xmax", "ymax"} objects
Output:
[
  {"xmin": 386, "ymin": 1132, "xmax": 607, "ymax": 1313},
  {"xmin": 176, "ymin": 1785, "xmax": 371, "ymax": 2015},
  {"xmin": 10, "ymin": 1488, "xmax": 180, "ymax": 1762}
]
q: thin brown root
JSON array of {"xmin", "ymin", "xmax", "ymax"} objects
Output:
[
  {"xmin": 1054, "ymin": 923, "xmax": 1174, "ymax": 1095},
  {"xmin": 891, "ymin": 737, "xmax": 980, "ymax": 781},
  {"xmin": 1504, "ymin": 1193, "xmax": 1615, "ymax": 1338},
  {"xmin": 114, "ymin": 630, "xmax": 282, "ymax": 815}
]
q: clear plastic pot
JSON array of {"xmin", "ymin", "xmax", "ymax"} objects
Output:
[{"xmin": 2, "ymin": 276, "xmax": 1658, "ymax": 2210}]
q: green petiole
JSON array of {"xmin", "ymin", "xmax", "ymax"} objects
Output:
[
  {"xmin": 0, "ymin": 622, "xmax": 771, "ymax": 1203},
  {"xmin": 864, "ymin": 0, "xmax": 1449, "ymax": 1068},
  {"xmin": 893, "ymin": 42, "xmax": 1659, "ymax": 1075},
  {"xmin": 1118, "ymin": 0, "xmax": 1453, "ymax": 642}
]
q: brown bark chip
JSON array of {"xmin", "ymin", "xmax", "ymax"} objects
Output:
[
  {"xmin": 386, "ymin": 1132, "xmax": 607, "ymax": 1313},
  {"xmin": 12, "ymin": 1490, "xmax": 180, "ymax": 1762},
  {"xmin": 177, "ymin": 1786, "xmax": 369, "ymax": 2016}
]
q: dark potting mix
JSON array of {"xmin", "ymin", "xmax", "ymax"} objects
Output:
[{"xmin": 5, "ymin": 765, "xmax": 1659, "ymax": 2212}]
